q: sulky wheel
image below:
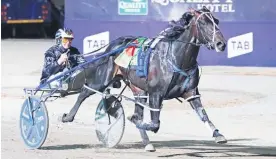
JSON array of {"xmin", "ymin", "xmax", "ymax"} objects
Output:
[
  {"xmin": 19, "ymin": 96, "xmax": 49, "ymax": 149},
  {"xmin": 95, "ymin": 95, "xmax": 125, "ymax": 148}
]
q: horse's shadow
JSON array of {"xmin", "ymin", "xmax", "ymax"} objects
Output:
[
  {"xmin": 153, "ymin": 139, "xmax": 276, "ymax": 158},
  {"xmin": 40, "ymin": 138, "xmax": 276, "ymax": 158}
]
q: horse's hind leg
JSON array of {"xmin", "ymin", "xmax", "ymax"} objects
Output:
[
  {"xmin": 184, "ymin": 88, "xmax": 227, "ymax": 144},
  {"xmin": 61, "ymin": 87, "xmax": 96, "ymax": 122},
  {"xmin": 127, "ymin": 85, "xmax": 155, "ymax": 152}
]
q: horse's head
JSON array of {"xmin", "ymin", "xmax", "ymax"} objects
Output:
[{"xmin": 186, "ymin": 6, "xmax": 226, "ymax": 52}]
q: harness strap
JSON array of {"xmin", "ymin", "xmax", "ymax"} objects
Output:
[{"xmin": 168, "ymin": 60, "xmax": 198, "ymax": 89}]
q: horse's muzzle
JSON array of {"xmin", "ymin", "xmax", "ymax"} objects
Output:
[{"xmin": 215, "ymin": 41, "xmax": 226, "ymax": 52}]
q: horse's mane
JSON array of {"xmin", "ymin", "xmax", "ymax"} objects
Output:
[{"xmin": 159, "ymin": 11, "xmax": 193, "ymax": 39}]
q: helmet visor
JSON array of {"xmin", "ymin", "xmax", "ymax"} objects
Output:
[{"xmin": 62, "ymin": 37, "xmax": 73, "ymax": 43}]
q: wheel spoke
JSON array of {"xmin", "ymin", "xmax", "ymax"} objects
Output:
[
  {"xmin": 35, "ymin": 125, "xmax": 41, "ymax": 139},
  {"xmin": 26, "ymin": 126, "xmax": 33, "ymax": 140},
  {"xmin": 21, "ymin": 113, "xmax": 30, "ymax": 123}
]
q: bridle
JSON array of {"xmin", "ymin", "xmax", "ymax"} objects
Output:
[
  {"xmin": 163, "ymin": 8, "xmax": 220, "ymax": 49},
  {"xmin": 192, "ymin": 9, "xmax": 221, "ymax": 49}
]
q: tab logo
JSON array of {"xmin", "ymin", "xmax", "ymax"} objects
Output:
[
  {"xmin": 83, "ymin": 31, "xmax": 110, "ymax": 55},
  {"xmin": 227, "ymin": 32, "xmax": 253, "ymax": 58}
]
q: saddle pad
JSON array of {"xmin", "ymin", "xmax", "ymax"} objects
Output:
[
  {"xmin": 114, "ymin": 38, "xmax": 151, "ymax": 68},
  {"xmin": 114, "ymin": 49, "xmax": 138, "ymax": 68}
]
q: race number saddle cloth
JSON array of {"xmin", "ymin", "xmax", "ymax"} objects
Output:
[{"xmin": 114, "ymin": 37, "xmax": 161, "ymax": 78}]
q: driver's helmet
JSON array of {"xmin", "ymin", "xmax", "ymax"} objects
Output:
[{"xmin": 55, "ymin": 28, "xmax": 74, "ymax": 45}]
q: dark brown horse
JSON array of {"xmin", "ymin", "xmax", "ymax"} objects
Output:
[{"xmin": 61, "ymin": 7, "xmax": 227, "ymax": 151}]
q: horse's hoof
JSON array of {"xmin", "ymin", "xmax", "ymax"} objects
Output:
[
  {"xmin": 126, "ymin": 115, "xmax": 133, "ymax": 122},
  {"xmin": 145, "ymin": 144, "xmax": 156, "ymax": 152},
  {"xmin": 213, "ymin": 130, "xmax": 227, "ymax": 144},
  {"xmin": 215, "ymin": 135, "xmax": 227, "ymax": 144},
  {"xmin": 61, "ymin": 113, "xmax": 74, "ymax": 123}
]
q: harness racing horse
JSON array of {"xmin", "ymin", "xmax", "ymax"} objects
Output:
[{"xmin": 61, "ymin": 7, "xmax": 227, "ymax": 150}]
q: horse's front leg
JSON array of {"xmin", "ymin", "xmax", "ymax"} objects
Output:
[{"xmin": 188, "ymin": 96, "xmax": 227, "ymax": 143}]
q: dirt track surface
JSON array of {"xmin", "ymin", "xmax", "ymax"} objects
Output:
[{"xmin": 2, "ymin": 39, "xmax": 276, "ymax": 159}]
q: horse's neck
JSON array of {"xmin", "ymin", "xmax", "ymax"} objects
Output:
[{"xmin": 171, "ymin": 26, "xmax": 200, "ymax": 69}]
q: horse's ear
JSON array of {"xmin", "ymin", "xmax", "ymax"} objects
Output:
[{"xmin": 202, "ymin": 6, "xmax": 210, "ymax": 12}]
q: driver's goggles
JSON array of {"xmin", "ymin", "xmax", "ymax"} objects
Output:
[{"xmin": 62, "ymin": 38, "xmax": 74, "ymax": 43}]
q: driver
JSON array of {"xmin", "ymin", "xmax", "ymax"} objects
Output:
[{"xmin": 39, "ymin": 28, "xmax": 86, "ymax": 90}]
